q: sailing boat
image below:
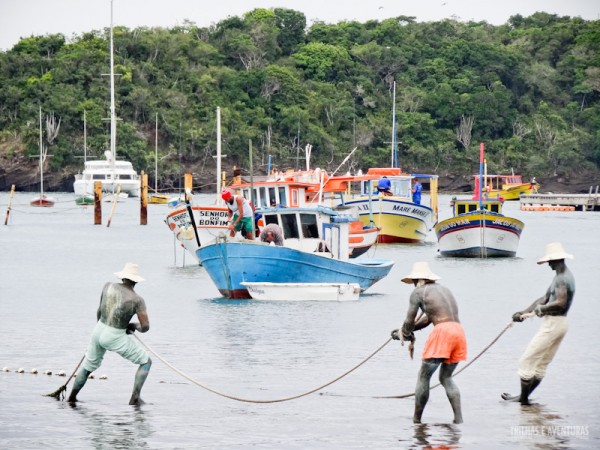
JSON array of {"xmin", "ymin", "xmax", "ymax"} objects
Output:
[
  {"xmin": 75, "ymin": 110, "xmax": 94, "ymax": 205},
  {"xmin": 73, "ymin": 0, "xmax": 140, "ymax": 199},
  {"xmin": 149, "ymin": 113, "xmax": 169, "ymax": 204},
  {"xmin": 31, "ymin": 107, "xmax": 56, "ymax": 207}
]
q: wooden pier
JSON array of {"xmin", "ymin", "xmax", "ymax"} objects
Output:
[{"xmin": 520, "ymin": 186, "xmax": 600, "ymax": 211}]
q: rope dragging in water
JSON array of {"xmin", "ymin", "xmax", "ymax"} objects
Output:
[
  {"xmin": 45, "ymin": 354, "xmax": 85, "ymax": 400},
  {"xmin": 134, "ymin": 334, "xmax": 392, "ymax": 404}
]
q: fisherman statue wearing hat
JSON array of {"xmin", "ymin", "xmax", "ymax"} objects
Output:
[
  {"xmin": 67, "ymin": 263, "xmax": 152, "ymax": 405},
  {"xmin": 502, "ymin": 242, "xmax": 575, "ymax": 405},
  {"xmin": 221, "ymin": 189, "xmax": 255, "ymax": 240},
  {"xmin": 391, "ymin": 262, "xmax": 467, "ymax": 424}
]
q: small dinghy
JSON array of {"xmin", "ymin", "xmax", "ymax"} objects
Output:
[{"xmin": 241, "ymin": 282, "xmax": 361, "ymax": 302}]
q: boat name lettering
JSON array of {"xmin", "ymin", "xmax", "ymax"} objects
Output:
[
  {"xmin": 492, "ymin": 219, "xmax": 522, "ymax": 230},
  {"xmin": 198, "ymin": 210, "xmax": 229, "ymax": 226},
  {"xmin": 438, "ymin": 219, "xmax": 470, "ymax": 232},
  {"xmin": 391, "ymin": 205, "xmax": 428, "ymax": 217}
]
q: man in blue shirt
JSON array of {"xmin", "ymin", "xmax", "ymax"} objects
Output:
[
  {"xmin": 377, "ymin": 176, "xmax": 392, "ymax": 195},
  {"xmin": 412, "ymin": 178, "xmax": 423, "ymax": 205}
]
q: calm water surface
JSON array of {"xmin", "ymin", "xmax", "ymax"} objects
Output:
[{"xmin": 1, "ymin": 193, "xmax": 598, "ymax": 449}]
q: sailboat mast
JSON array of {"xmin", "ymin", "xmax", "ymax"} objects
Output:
[
  {"xmin": 83, "ymin": 109, "xmax": 87, "ymax": 163},
  {"xmin": 155, "ymin": 113, "xmax": 158, "ymax": 192},
  {"xmin": 39, "ymin": 106, "xmax": 44, "ymax": 197},
  {"xmin": 391, "ymin": 81, "xmax": 397, "ymax": 168},
  {"xmin": 109, "ymin": 0, "xmax": 116, "ymax": 173}
]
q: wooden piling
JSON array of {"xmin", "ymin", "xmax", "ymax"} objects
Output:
[
  {"xmin": 94, "ymin": 182, "xmax": 102, "ymax": 225},
  {"xmin": 140, "ymin": 171, "xmax": 148, "ymax": 225},
  {"xmin": 4, "ymin": 184, "xmax": 15, "ymax": 225},
  {"xmin": 184, "ymin": 173, "xmax": 193, "ymax": 196},
  {"xmin": 106, "ymin": 185, "xmax": 121, "ymax": 227}
]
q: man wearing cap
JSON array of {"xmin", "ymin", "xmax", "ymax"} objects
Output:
[
  {"xmin": 67, "ymin": 263, "xmax": 152, "ymax": 405},
  {"xmin": 221, "ymin": 189, "xmax": 255, "ymax": 240},
  {"xmin": 502, "ymin": 242, "xmax": 575, "ymax": 405},
  {"xmin": 391, "ymin": 262, "xmax": 467, "ymax": 424}
]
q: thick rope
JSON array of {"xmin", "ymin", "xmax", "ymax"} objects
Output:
[
  {"xmin": 134, "ymin": 334, "xmax": 392, "ymax": 403},
  {"xmin": 378, "ymin": 314, "xmax": 535, "ymax": 399}
]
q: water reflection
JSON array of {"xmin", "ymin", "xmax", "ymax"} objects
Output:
[
  {"xmin": 410, "ymin": 423, "xmax": 461, "ymax": 449},
  {"xmin": 67, "ymin": 402, "xmax": 155, "ymax": 448},
  {"xmin": 513, "ymin": 403, "xmax": 572, "ymax": 449}
]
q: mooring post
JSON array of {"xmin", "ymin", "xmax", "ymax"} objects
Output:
[
  {"xmin": 140, "ymin": 171, "xmax": 148, "ymax": 225},
  {"xmin": 106, "ymin": 185, "xmax": 121, "ymax": 227},
  {"xmin": 184, "ymin": 173, "xmax": 193, "ymax": 195},
  {"xmin": 94, "ymin": 181, "xmax": 102, "ymax": 225},
  {"xmin": 4, "ymin": 184, "xmax": 15, "ymax": 225}
]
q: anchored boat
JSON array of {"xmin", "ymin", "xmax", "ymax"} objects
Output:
[
  {"xmin": 435, "ymin": 144, "xmax": 525, "ymax": 257},
  {"xmin": 195, "ymin": 206, "xmax": 393, "ymax": 299},
  {"xmin": 339, "ymin": 168, "xmax": 439, "ymax": 244}
]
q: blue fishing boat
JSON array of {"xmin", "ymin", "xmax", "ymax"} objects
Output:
[{"xmin": 195, "ymin": 207, "xmax": 394, "ymax": 299}]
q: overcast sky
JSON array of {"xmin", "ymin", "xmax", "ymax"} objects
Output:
[{"xmin": 0, "ymin": 0, "xmax": 598, "ymax": 51}]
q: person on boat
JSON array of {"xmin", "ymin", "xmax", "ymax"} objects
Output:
[
  {"xmin": 391, "ymin": 262, "xmax": 467, "ymax": 424},
  {"xmin": 377, "ymin": 176, "xmax": 392, "ymax": 195},
  {"xmin": 529, "ymin": 177, "xmax": 538, "ymax": 193},
  {"xmin": 67, "ymin": 263, "xmax": 151, "ymax": 405},
  {"xmin": 502, "ymin": 242, "xmax": 575, "ymax": 405},
  {"xmin": 411, "ymin": 178, "xmax": 423, "ymax": 205},
  {"xmin": 259, "ymin": 223, "xmax": 284, "ymax": 246},
  {"xmin": 222, "ymin": 189, "xmax": 255, "ymax": 240}
]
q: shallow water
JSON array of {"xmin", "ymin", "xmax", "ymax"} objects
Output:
[{"xmin": 0, "ymin": 193, "xmax": 598, "ymax": 449}]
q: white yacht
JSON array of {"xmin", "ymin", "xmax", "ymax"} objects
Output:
[{"xmin": 74, "ymin": 150, "xmax": 140, "ymax": 197}]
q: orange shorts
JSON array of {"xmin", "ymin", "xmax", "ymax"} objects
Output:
[{"xmin": 422, "ymin": 322, "xmax": 467, "ymax": 364}]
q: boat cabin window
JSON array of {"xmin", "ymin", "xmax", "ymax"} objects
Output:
[
  {"xmin": 361, "ymin": 178, "xmax": 411, "ymax": 197},
  {"xmin": 489, "ymin": 203, "xmax": 500, "ymax": 213},
  {"xmin": 392, "ymin": 178, "xmax": 411, "ymax": 197},
  {"xmin": 264, "ymin": 214, "xmax": 278, "ymax": 226},
  {"xmin": 259, "ymin": 187, "xmax": 267, "ymax": 208},
  {"xmin": 280, "ymin": 213, "xmax": 299, "ymax": 238},
  {"xmin": 291, "ymin": 189, "xmax": 299, "ymax": 207},
  {"xmin": 93, "ymin": 174, "xmax": 105, "ymax": 180},
  {"xmin": 278, "ymin": 187, "xmax": 287, "ymax": 207},
  {"xmin": 299, "ymin": 213, "xmax": 319, "ymax": 238},
  {"xmin": 457, "ymin": 203, "xmax": 479, "ymax": 214},
  {"xmin": 268, "ymin": 187, "xmax": 276, "ymax": 207}
]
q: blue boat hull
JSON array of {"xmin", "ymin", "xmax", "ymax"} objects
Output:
[{"xmin": 197, "ymin": 242, "xmax": 394, "ymax": 299}]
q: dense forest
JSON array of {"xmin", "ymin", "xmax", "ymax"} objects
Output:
[{"xmin": 0, "ymin": 9, "xmax": 599, "ymax": 193}]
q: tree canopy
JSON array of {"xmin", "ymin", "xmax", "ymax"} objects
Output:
[{"xmin": 0, "ymin": 9, "xmax": 598, "ymax": 191}]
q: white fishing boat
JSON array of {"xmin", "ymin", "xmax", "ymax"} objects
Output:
[
  {"xmin": 72, "ymin": 0, "xmax": 140, "ymax": 198},
  {"xmin": 434, "ymin": 143, "xmax": 525, "ymax": 257},
  {"xmin": 241, "ymin": 282, "xmax": 361, "ymax": 301}
]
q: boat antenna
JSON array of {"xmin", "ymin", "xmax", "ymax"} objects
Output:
[
  {"xmin": 391, "ymin": 81, "xmax": 398, "ymax": 168},
  {"xmin": 216, "ymin": 106, "xmax": 222, "ymax": 201},
  {"xmin": 479, "ymin": 143, "xmax": 484, "ymax": 210},
  {"xmin": 39, "ymin": 106, "xmax": 44, "ymax": 199}
]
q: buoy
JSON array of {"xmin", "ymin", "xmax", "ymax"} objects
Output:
[
  {"xmin": 2, "ymin": 367, "xmax": 9, "ymax": 372},
  {"xmin": 17, "ymin": 368, "xmax": 24, "ymax": 373},
  {"xmin": 99, "ymin": 374, "xmax": 108, "ymax": 380},
  {"xmin": 57, "ymin": 370, "xmax": 66, "ymax": 377},
  {"xmin": 31, "ymin": 368, "xmax": 38, "ymax": 374},
  {"xmin": 44, "ymin": 370, "xmax": 52, "ymax": 376}
]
